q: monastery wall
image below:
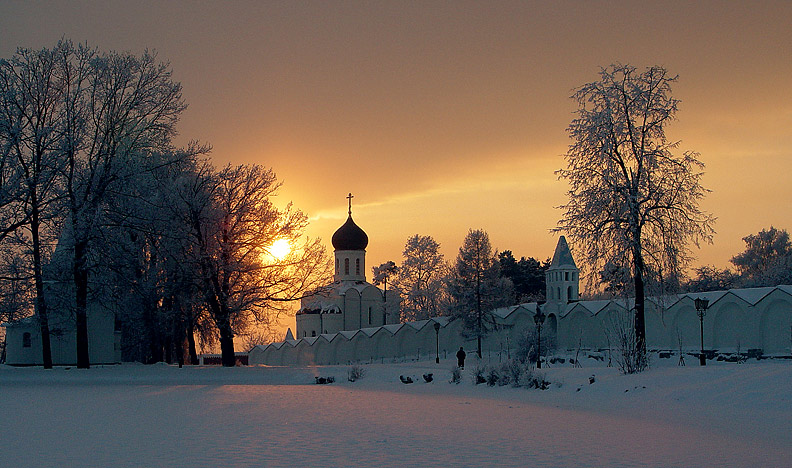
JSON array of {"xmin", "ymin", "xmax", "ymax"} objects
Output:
[{"xmin": 250, "ymin": 286, "xmax": 792, "ymax": 366}]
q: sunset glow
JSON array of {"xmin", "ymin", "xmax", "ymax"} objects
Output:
[
  {"xmin": 3, "ymin": 1, "xmax": 789, "ymax": 282},
  {"xmin": 266, "ymin": 238, "xmax": 291, "ymax": 261}
]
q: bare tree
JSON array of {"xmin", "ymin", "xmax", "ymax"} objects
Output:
[
  {"xmin": 178, "ymin": 163, "xmax": 331, "ymax": 366},
  {"xmin": 0, "ymin": 41, "xmax": 76, "ymax": 368},
  {"xmin": 55, "ymin": 45, "xmax": 188, "ymax": 368},
  {"xmin": 395, "ymin": 234, "xmax": 447, "ymax": 321},
  {"xmin": 556, "ymin": 64, "xmax": 715, "ymax": 369}
]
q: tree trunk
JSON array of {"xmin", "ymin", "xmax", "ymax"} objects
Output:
[
  {"xmin": 31, "ymin": 206, "xmax": 53, "ymax": 369},
  {"xmin": 633, "ymin": 243, "xmax": 647, "ymax": 366},
  {"xmin": 73, "ymin": 239, "xmax": 90, "ymax": 369},
  {"xmin": 476, "ymin": 269, "xmax": 482, "ymax": 359},
  {"xmin": 218, "ymin": 314, "xmax": 236, "ymax": 367},
  {"xmin": 187, "ymin": 320, "xmax": 199, "ymax": 365}
]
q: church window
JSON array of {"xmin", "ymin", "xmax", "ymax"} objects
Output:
[
  {"xmin": 368, "ymin": 306, "xmax": 372, "ymax": 324},
  {"xmin": 22, "ymin": 332, "xmax": 31, "ymax": 348},
  {"xmin": 344, "ymin": 258, "xmax": 349, "ymax": 275},
  {"xmin": 303, "ymin": 331, "xmax": 306, "ymax": 337},
  {"xmin": 356, "ymin": 258, "xmax": 360, "ymax": 275},
  {"xmin": 312, "ymin": 331, "xmax": 316, "ymax": 337},
  {"xmin": 557, "ymin": 287, "xmax": 561, "ymax": 300},
  {"xmin": 568, "ymin": 286, "xmax": 574, "ymax": 300},
  {"xmin": 565, "ymin": 272, "xmax": 569, "ymax": 281}
]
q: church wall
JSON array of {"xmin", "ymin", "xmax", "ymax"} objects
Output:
[
  {"xmin": 668, "ymin": 304, "xmax": 700, "ymax": 351},
  {"xmin": 252, "ymin": 287, "xmax": 792, "ymax": 367},
  {"xmin": 644, "ymin": 305, "xmax": 670, "ymax": 349},
  {"xmin": 4, "ymin": 302, "xmax": 118, "ymax": 366},
  {"xmin": 760, "ymin": 298, "xmax": 792, "ymax": 353},
  {"xmin": 712, "ymin": 301, "xmax": 751, "ymax": 351}
]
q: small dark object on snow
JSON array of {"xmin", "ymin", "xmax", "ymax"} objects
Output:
[
  {"xmin": 400, "ymin": 375, "xmax": 414, "ymax": 384},
  {"xmin": 589, "ymin": 375, "xmax": 596, "ymax": 384},
  {"xmin": 423, "ymin": 373, "xmax": 434, "ymax": 383},
  {"xmin": 315, "ymin": 376, "xmax": 335, "ymax": 384}
]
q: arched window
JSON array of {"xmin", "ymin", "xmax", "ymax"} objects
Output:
[
  {"xmin": 557, "ymin": 287, "xmax": 561, "ymax": 301},
  {"xmin": 565, "ymin": 271, "xmax": 569, "ymax": 281},
  {"xmin": 311, "ymin": 330, "xmax": 316, "ymax": 337},
  {"xmin": 368, "ymin": 306, "xmax": 372, "ymax": 324},
  {"xmin": 22, "ymin": 332, "xmax": 31, "ymax": 348},
  {"xmin": 568, "ymin": 285, "xmax": 574, "ymax": 300},
  {"xmin": 356, "ymin": 258, "xmax": 360, "ymax": 275},
  {"xmin": 344, "ymin": 258, "xmax": 349, "ymax": 275}
]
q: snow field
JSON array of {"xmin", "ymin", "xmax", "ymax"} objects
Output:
[{"xmin": 1, "ymin": 357, "xmax": 790, "ymax": 468}]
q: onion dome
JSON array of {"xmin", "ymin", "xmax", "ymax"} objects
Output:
[{"xmin": 332, "ymin": 215, "xmax": 368, "ymax": 251}]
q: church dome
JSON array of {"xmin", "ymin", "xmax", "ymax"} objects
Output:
[{"xmin": 332, "ymin": 216, "xmax": 368, "ymax": 251}]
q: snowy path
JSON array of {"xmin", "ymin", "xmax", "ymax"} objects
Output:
[{"xmin": 1, "ymin": 362, "xmax": 789, "ymax": 468}]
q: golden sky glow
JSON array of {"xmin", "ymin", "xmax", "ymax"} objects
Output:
[
  {"xmin": 3, "ymin": 0, "xmax": 791, "ymax": 282},
  {"xmin": 266, "ymin": 238, "xmax": 292, "ymax": 261}
]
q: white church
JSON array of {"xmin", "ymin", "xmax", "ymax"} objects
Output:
[
  {"xmin": 250, "ymin": 212, "xmax": 792, "ymax": 366},
  {"xmin": 295, "ymin": 197, "xmax": 400, "ymax": 338}
]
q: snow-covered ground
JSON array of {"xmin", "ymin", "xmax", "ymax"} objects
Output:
[{"xmin": 1, "ymin": 355, "xmax": 790, "ymax": 468}]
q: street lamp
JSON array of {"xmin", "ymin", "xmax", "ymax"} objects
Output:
[
  {"xmin": 695, "ymin": 297, "xmax": 709, "ymax": 366},
  {"xmin": 534, "ymin": 303, "xmax": 546, "ymax": 369},
  {"xmin": 434, "ymin": 322, "xmax": 441, "ymax": 364}
]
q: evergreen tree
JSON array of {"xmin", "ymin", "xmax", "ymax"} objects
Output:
[{"xmin": 447, "ymin": 229, "xmax": 512, "ymax": 358}]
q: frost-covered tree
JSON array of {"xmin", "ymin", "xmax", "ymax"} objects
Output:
[
  {"xmin": 684, "ymin": 265, "xmax": 738, "ymax": 293},
  {"xmin": 98, "ymin": 147, "xmax": 207, "ymax": 364},
  {"xmin": 396, "ymin": 234, "xmax": 447, "ymax": 321},
  {"xmin": 177, "ymin": 163, "xmax": 331, "ymax": 366},
  {"xmin": 730, "ymin": 227, "xmax": 792, "ymax": 287},
  {"xmin": 372, "ymin": 260, "xmax": 398, "ymax": 297},
  {"xmin": 446, "ymin": 229, "xmax": 512, "ymax": 358},
  {"xmin": 556, "ymin": 64, "xmax": 715, "ymax": 368},
  {"xmin": 0, "ymin": 42, "xmax": 72, "ymax": 368},
  {"xmin": 56, "ymin": 45, "xmax": 188, "ymax": 368}
]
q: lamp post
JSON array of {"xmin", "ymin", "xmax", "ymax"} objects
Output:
[
  {"xmin": 695, "ymin": 298, "xmax": 709, "ymax": 366},
  {"xmin": 534, "ymin": 303, "xmax": 546, "ymax": 369},
  {"xmin": 434, "ymin": 322, "xmax": 441, "ymax": 364}
]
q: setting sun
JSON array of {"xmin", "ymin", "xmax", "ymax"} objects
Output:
[{"xmin": 266, "ymin": 238, "xmax": 291, "ymax": 260}]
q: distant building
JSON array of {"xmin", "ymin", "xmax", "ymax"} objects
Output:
[
  {"xmin": 3, "ymin": 285, "xmax": 121, "ymax": 366},
  {"xmin": 295, "ymin": 195, "xmax": 399, "ymax": 338},
  {"xmin": 252, "ymin": 235, "xmax": 792, "ymax": 366}
]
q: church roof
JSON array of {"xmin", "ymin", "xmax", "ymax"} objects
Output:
[
  {"xmin": 331, "ymin": 215, "xmax": 368, "ymax": 251},
  {"xmin": 548, "ymin": 235, "xmax": 577, "ymax": 270}
]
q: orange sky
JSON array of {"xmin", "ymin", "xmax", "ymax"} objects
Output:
[{"xmin": 3, "ymin": 0, "xmax": 791, "ymax": 286}]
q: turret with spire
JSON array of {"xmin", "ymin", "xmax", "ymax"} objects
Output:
[{"xmin": 546, "ymin": 236, "xmax": 579, "ymax": 304}]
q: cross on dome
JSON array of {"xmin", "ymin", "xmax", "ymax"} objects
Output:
[{"xmin": 347, "ymin": 192, "xmax": 354, "ymax": 216}]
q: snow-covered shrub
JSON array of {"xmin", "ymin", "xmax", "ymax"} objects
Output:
[
  {"xmin": 486, "ymin": 367, "xmax": 500, "ymax": 386},
  {"xmin": 504, "ymin": 360, "xmax": 523, "ymax": 387},
  {"xmin": 515, "ymin": 327, "xmax": 557, "ymax": 364},
  {"xmin": 450, "ymin": 366, "xmax": 462, "ymax": 384},
  {"xmin": 524, "ymin": 371, "xmax": 550, "ymax": 390},
  {"xmin": 606, "ymin": 311, "xmax": 649, "ymax": 374},
  {"xmin": 347, "ymin": 365, "xmax": 366, "ymax": 382},
  {"xmin": 473, "ymin": 365, "xmax": 487, "ymax": 385}
]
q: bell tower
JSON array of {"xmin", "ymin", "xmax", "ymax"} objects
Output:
[
  {"xmin": 546, "ymin": 236, "xmax": 579, "ymax": 303},
  {"xmin": 331, "ymin": 193, "xmax": 368, "ymax": 282}
]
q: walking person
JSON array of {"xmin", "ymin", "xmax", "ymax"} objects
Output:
[{"xmin": 456, "ymin": 347, "xmax": 466, "ymax": 369}]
